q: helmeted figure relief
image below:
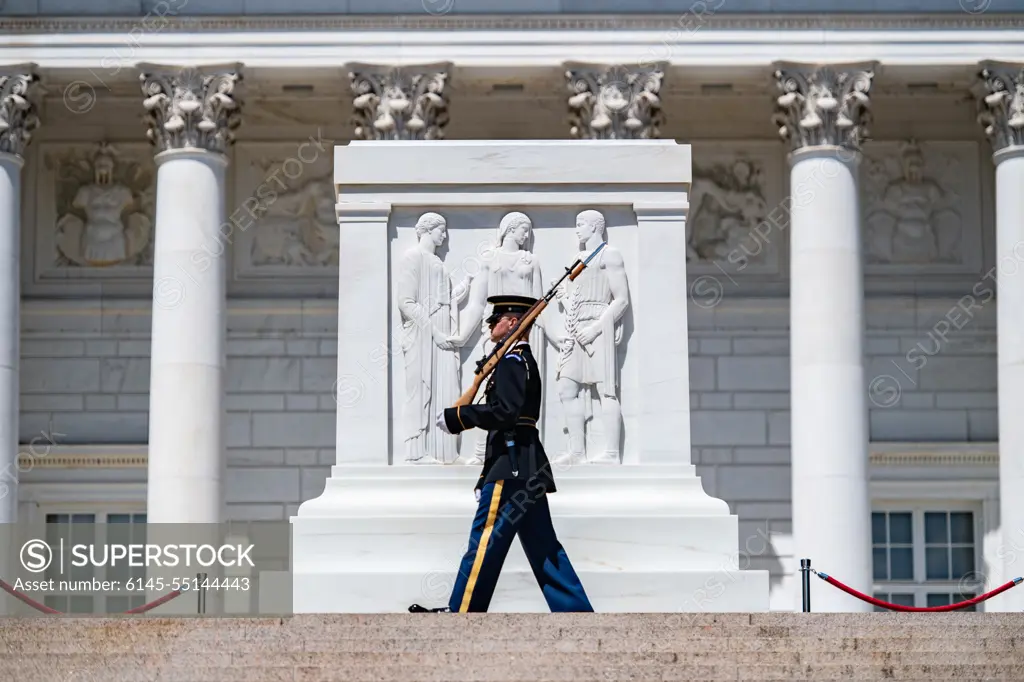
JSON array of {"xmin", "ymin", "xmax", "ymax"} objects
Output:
[
  {"xmin": 396, "ymin": 212, "xmax": 471, "ymax": 465},
  {"xmin": 251, "ymin": 171, "xmax": 339, "ymax": 267},
  {"xmin": 688, "ymin": 159, "xmax": 769, "ymax": 265},
  {"xmin": 863, "ymin": 140, "xmax": 962, "ymax": 265},
  {"xmin": 553, "ymin": 210, "xmax": 629, "ymax": 464},
  {"xmin": 449, "ymin": 211, "xmax": 548, "ymax": 465},
  {"xmin": 53, "ymin": 142, "xmax": 154, "ymax": 268}
]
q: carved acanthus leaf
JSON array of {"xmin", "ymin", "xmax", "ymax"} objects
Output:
[
  {"xmin": 771, "ymin": 62, "xmax": 877, "ymax": 152},
  {"xmin": 564, "ymin": 62, "xmax": 666, "ymax": 139},
  {"xmin": 139, "ymin": 64, "xmax": 243, "ymax": 154},
  {"xmin": 0, "ymin": 65, "xmax": 40, "ymax": 158},
  {"xmin": 347, "ymin": 62, "xmax": 451, "ymax": 140},
  {"xmin": 976, "ymin": 61, "xmax": 1024, "ymax": 153}
]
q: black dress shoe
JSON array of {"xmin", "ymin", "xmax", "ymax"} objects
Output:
[{"xmin": 408, "ymin": 604, "xmax": 451, "ymax": 613}]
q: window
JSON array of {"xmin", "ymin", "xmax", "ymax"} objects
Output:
[
  {"xmin": 871, "ymin": 506, "xmax": 983, "ymax": 612},
  {"xmin": 41, "ymin": 511, "xmax": 148, "ymax": 615}
]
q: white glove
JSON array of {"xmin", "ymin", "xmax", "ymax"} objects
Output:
[
  {"xmin": 435, "ymin": 411, "xmax": 452, "ymax": 434},
  {"xmin": 475, "ymin": 489, "xmax": 482, "ymax": 502}
]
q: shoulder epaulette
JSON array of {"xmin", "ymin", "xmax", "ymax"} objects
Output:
[{"xmin": 503, "ymin": 350, "xmax": 529, "ymax": 380}]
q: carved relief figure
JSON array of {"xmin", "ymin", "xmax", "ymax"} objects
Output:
[
  {"xmin": 396, "ymin": 212, "xmax": 471, "ymax": 464},
  {"xmin": 449, "ymin": 211, "xmax": 548, "ymax": 465},
  {"xmin": 553, "ymin": 210, "xmax": 630, "ymax": 464},
  {"xmin": 52, "ymin": 142, "xmax": 154, "ymax": 268},
  {"xmin": 687, "ymin": 159, "xmax": 769, "ymax": 265},
  {"xmin": 863, "ymin": 141, "xmax": 962, "ymax": 265},
  {"xmin": 250, "ymin": 170, "xmax": 339, "ymax": 267}
]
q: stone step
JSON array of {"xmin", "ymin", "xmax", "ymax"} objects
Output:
[
  {"xmin": 7, "ymin": 626, "xmax": 1023, "ymax": 644},
  {"xmin": 1, "ymin": 636, "xmax": 1020, "ymax": 655},
  {"xmin": 4, "ymin": 614, "xmax": 1024, "ymax": 681},
  {"xmin": 5, "ymin": 650, "xmax": 1024, "ymax": 666},
  {"xmin": 8, "ymin": 612, "xmax": 1021, "ymax": 626},
  {"xmin": 6, "ymin": 613, "xmax": 1022, "ymax": 630},
  {"xmin": 6, "ymin": 662, "xmax": 1024, "ymax": 682},
  {"xmin": 5, "ymin": 614, "xmax": 1023, "ymax": 630}
]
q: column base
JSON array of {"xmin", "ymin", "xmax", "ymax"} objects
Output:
[{"xmin": 291, "ymin": 464, "xmax": 770, "ymax": 613}]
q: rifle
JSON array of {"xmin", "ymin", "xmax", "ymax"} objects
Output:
[{"xmin": 451, "ymin": 241, "xmax": 607, "ymax": 408}]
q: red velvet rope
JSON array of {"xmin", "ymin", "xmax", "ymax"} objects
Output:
[
  {"xmin": 0, "ymin": 578, "xmax": 61, "ymax": 614},
  {"xmin": 815, "ymin": 571, "xmax": 1022, "ymax": 612},
  {"xmin": 1, "ymin": 577, "xmax": 183, "ymax": 615}
]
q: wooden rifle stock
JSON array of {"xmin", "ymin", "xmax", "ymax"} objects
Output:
[
  {"xmin": 452, "ymin": 299, "xmax": 548, "ymax": 407},
  {"xmin": 451, "ymin": 242, "xmax": 606, "ymax": 408}
]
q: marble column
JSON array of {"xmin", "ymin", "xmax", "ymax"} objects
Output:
[
  {"xmin": 346, "ymin": 63, "xmax": 451, "ymax": 140},
  {"xmin": 0, "ymin": 66, "xmax": 38, "ymax": 527},
  {"xmin": 976, "ymin": 61, "xmax": 1024, "ymax": 611},
  {"xmin": 0, "ymin": 68, "xmax": 38, "ymax": 610},
  {"xmin": 563, "ymin": 62, "xmax": 666, "ymax": 139},
  {"xmin": 772, "ymin": 62, "xmax": 877, "ymax": 611},
  {"xmin": 139, "ymin": 64, "xmax": 242, "ymax": 525}
]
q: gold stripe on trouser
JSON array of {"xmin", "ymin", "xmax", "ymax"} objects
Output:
[{"xmin": 458, "ymin": 480, "xmax": 504, "ymax": 613}]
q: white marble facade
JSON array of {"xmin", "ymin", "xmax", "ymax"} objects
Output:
[{"xmin": 1, "ymin": 9, "xmax": 1023, "ymax": 613}]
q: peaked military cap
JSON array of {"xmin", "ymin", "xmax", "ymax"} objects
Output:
[{"xmin": 486, "ymin": 295, "xmax": 537, "ymax": 324}]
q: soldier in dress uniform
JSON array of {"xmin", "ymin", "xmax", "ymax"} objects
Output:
[{"xmin": 430, "ymin": 294, "xmax": 594, "ymax": 613}]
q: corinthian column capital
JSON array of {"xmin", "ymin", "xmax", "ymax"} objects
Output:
[
  {"xmin": 563, "ymin": 62, "xmax": 666, "ymax": 139},
  {"xmin": 976, "ymin": 61, "xmax": 1024, "ymax": 155},
  {"xmin": 138, "ymin": 63, "xmax": 243, "ymax": 155},
  {"xmin": 771, "ymin": 62, "xmax": 877, "ymax": 154},
  {"xmin": 347, "ymin": 63, "xmax": 452, "ymax": 140},
  {"xmin": 0, "ymin": 64, "xmax": 40, "ymax": 158}
]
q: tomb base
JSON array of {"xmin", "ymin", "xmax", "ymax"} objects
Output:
[{"xmin": 291, "ymin": 464, "xmax": 770, "ymax": 613}]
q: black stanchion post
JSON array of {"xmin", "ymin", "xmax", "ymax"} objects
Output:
[
  {"xmin": 197, "ymin": 572, "xmax": 207, "ymax": 615},
  {"xmin": 800, "ymin": 558, "xmax": 811, "ymax": 613}
]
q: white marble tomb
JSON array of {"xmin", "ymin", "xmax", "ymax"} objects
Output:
[{"xmin": 290, "ymin": 140, "xmax": 769, "ymax": 612}]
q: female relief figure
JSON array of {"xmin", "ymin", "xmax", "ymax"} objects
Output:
[
  {"xmin": 449, "ymin": 212, "xmax": 547, "ymax": 465},
  {"xmin": 396, "ymin": 212, "xmax": 471, "ymax": 464}
]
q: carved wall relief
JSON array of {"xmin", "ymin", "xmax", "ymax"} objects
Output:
[
  {"xmin": 46, "ymin": 142, "xmax": 155, "ymax": 268},
  {"xmin": 396, "ymin": 212, "xmax": 470, "ymax": 465},
  {"xmin": 689, "ymin": 158, "xmax": 769, "ymax": 266},
  {"xmin": 249, "ymin": 165, "xmax": 338, "ymax": 268},
  {"xmin": 448, "ymin": 211, "xmax": 549, "ymax": 466},
  {"xmin": 861, "ymin": 140, "xmax": 979, "ymax": 271},
  {"xmin": 686, "ymin": 143, "xmax": 785, "ymax": 275},
  {"xmin": 550, "ymin": 209, "xmax": 630, "ymax": 465},
  {"xmin": 230, "ymin": 142, "xmax": 338, "ymax": 281},
  {"xmin": 385, "ymin": 206, "xmax": 641, "ymax": 464}
]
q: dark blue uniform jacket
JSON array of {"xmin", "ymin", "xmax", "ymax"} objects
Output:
[{"xmin": 443, "ymin": 342, "xmax": 556, "ymax": 494}]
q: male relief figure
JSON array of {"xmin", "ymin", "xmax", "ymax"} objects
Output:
[{"xmin": 554, "ymin": 209, "xmax": 629, "ymax": 464}]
